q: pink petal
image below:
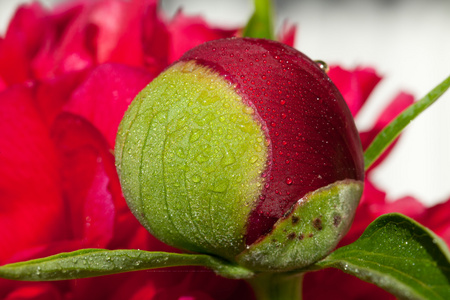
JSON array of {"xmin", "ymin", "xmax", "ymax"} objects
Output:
[
  {"xmin": 64, "ymin": 63, "xmax": 154, "ymax": 149},
  {"xmin": 328, "ymin": 66, "xmax": 382, "ymax": 116},
  {"xmin": 0, "ymin": 85, "xmax": 65, "ymax": 263}
]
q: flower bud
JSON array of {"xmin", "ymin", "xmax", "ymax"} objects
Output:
[{"xmin": 115, "ymin": 37, "xmax": 364, "ymax": 272}]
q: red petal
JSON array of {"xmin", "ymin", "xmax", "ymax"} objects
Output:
[
  {"xmin": 0, "ymin": 85, "xmax": 65, "ymax": 263},
  {"xmin": 360, "ymin": 92, "xmax": 414, "ymax": 171},
  {"xmin": 35, "ymin": 70, "xmax": 88, "ymax": 126},
  {"xmin": 328, "ymin": 66, "xmax": 382, "ymax": 117},
  {"xmin": 31, "ymin": 3, "xmax": 95, "ymax": 79},
  {"xmin": 50, "ymin": 113, "xmax": 117, "ymax": 247},
  {"xmin": 277, "ymin": 21, "xmax": 297, "ymax": 47},
  {"xmin": 304, "ymin": 268, "xmax": 395, "ymax": 300},
  {"xmin": 419, "ymin": 198, "xmax": 450, "ymax": 246},
  {"xmin": 64, "ymin": 63, "xmax": 154, "ymax": 149},
  {"xmin": 0, "ymin": 3, "xmax": 48, "ymax": 85},
  {"xmin": 2, "ymin": 283, "xmax": 62, "ymax": 300},
  {"xmin": 167, "ymin": 10, "xmax": 238, "ymax": 63}
]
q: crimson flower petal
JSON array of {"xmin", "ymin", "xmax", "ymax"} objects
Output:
[
  {"xmin": 303, "ymin": 268, "xmax": 394, "ymax": 300},
  {"xmin": 360, "ymin": 91, "xmax": 414, "ymax": 171},
  {"xmin": 64, "ymin": 63, "xmax": 154, "ymax": 149},
  {"xmin": 328, "ymin": 66, "xmax": 382, "ymax": 117},
  {"xmin": 418, "ymin": 198, "xmax": 450, "ymax": 245},
  {"xmin": 0, "ymin": 85, "xmax": 65, "ymax": 264},
  {"xmin": 167, "ymin": 10, "xmax": 238, "ymax": 63},
  {"xmin": 50, "ymin": 113, "xmax": 117, "ymax": 248},
  {"xmin": 277, "ymin": 21, "xmax": 296, "ymax": 47},
  {"xmin": 0, "ymin": 3, "xmax": 48, "ymax": 85},
  {"xmin": 2, "ymin": 283, "xmax": 62, "ymax": 300},
  {"xmin": 31, "ymin": 3, "xmax": 95, "ymax": 79}
]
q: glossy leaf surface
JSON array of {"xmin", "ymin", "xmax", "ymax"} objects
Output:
[
  {"xmin": 0, "ymin": 249, "xmax": 254, "ymax": 281},
  {"xmin": 316, "ymin": 213, "xmax": 450, "ymax": 300}
]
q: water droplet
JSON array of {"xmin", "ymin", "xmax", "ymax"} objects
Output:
[
  {"xmin": 280, "ymin": 99, "xmax": 286, "ymax": 105},
  {"xmin": 196, "ymin": 153, "xmax": 209, "ymax": 163},
  {"xmin": 250, "ymin": 156, "xmax": 259, "ymax": 164},
  {"xmin": 211, "ymin": 178, "xmax": 229, "ymax": 193},
  {"xmin": 286, "ymin": 177, "xmax": 293, "ymax": 185},
  {"xmin": 243, "ymin": 106, "xmax": 254, "ymax": 115},
  {"xmin": 221, "ymin": 152, "xmax": 236, "ymax": 166},
  {"xmin": 189, "ymin": 130, "xmax": 201, "ymax": 142},
  {"xmin": 191, "ymin": 174, "xmax": 201, "ymax": 183},
  {"xmin": 315, "ymin": 60, "xmax": 329, "ymax": 72},
  {"xmin": 176, "ymin": 147, "xmax": 186, "ymax": 158}
]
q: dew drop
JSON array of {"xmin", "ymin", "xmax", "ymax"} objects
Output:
[
  {"xmin": 315, "ymin": 60, "xmax": 329, "ymax": 73},
  {"xmin": 189, "ymin": 129, "xmax": 201, "ymax": 142},
  {"xmin": 250, "ymin": 156, "xmax": 259, "ymax": 164},
  {"xmin": 221, "ymin": 153, "xmax": 236, "ymax": 166},
  {"xmin": 176, "ymin": 147, "xmax": 186, "ymax": 158},
  {"xmin": 196, "ymin": 153, "xmax": 209, "ymax": 163},
  {"xmin": 286, "ymin": 177, "xmax": 293, "ymax": 185},
  {"xmin": 243, "ymin": 106, "xmax": 254, "ymax": 115},
  {"xmin": 191, "ymin": 174, "xmax": 201, "ymax": 183}
]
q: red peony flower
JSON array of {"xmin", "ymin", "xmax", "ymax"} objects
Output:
[{"xmin": 0, "ymin": 0, "xmax": 447, "ymax": 299}]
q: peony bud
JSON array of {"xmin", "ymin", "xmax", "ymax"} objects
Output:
[{"xmin": 115, "ymin": 38, "xmax": 364, "ymax": 272}]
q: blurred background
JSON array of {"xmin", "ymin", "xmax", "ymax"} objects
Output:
[{"xmin": 1, "ymin": 0, "xmax": 450, "ymax": 206}]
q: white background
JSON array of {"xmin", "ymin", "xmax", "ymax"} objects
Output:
[{"xmin": 2, "ymin": 0, "xmax": 450, "ymax": 206}]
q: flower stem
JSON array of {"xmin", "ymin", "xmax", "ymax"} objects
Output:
[{"xmin": 246, "ymin": 273, "xmax": 303, "ymax": 300}]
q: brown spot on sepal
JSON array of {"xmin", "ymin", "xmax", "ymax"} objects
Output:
[
  {"xmin": 308, "ymin": 233, "xmax": 314, "ymax": 238},
  {"xmin": 313, "ymin": 217, "xmax": 323, "ymax": 231},
  {"xmin": 298, "ymin": 233, "xmax": 304, "ymax": 240},
  {"xmin": 291, "ymin": 215, "xmax": 300, "ymax": 225},
  {"xmin": 333, "ymin": 215, "xmax": 342, "ymax": 227},
  {"xmin": 287, "ymin": 232, "xmax": 296, "ymax": 240}
]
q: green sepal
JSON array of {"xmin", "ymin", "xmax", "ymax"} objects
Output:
[
  {"xmin": 0, "ymin": 249, "xmax": 254, "ymax": 281},
  {"xmin": 236, "ymin": 180, "xmax": 363, "ymax": 272},
  {"xmin": 314, "ymin": 213, "xmax": 450, "ymax": 300},
  {"xmin": 364, "ymin": 74, "xmax": 450, "ymax": 171},
  {"xmin": 243, "ymin": 0, "xmax": 275, "ymax": 40}
]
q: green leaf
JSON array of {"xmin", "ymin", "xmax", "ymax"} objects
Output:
[
  {"xmin": 364, "ymin": 75, "xmax": 450, "ymax": 171},
  {"xmin": 0, "ymin": 249, "xmax": 254, "ymax": 281},
  {"xmin": 243, "ymin": 0, "xmax": 275, "ymax": 40},
  {"xmin": 315, "ymin": 213, "xmax": 450, "ymax": 300}
]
